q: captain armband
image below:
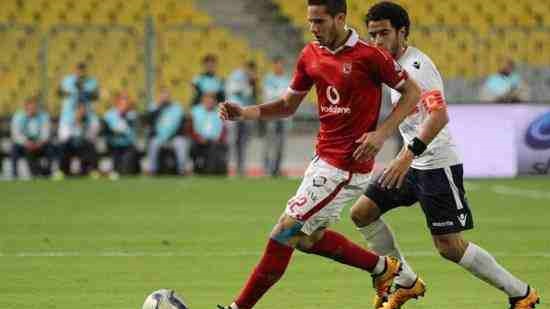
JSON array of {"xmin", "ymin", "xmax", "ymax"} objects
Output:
[{"xmin": 421, "ymin": 90, "xmax": 447, "ymax": 113}]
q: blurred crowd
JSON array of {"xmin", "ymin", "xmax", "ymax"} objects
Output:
[
  {"xmin": 4, "ymin": 54, "xmax": 291, "ymax": 180},
  {"xmin": 3, "ymin": 54, "xmax": 531, "ymax": 181},
  {"xmin": 479, "ymin": 59, "xmax": 530, "ymax": 103}
]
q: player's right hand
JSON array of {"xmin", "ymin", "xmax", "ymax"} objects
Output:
[
  {"xmin": 219, "ymin": 102, "xmax": 243, "ymax": 121},
  {"xmin": 353, "ymin": 131, "xmax": 385, "ymax": 162}
]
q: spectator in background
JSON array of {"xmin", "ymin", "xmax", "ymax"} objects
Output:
[
  {"xmin": 262, "ymin": 56, "xmax": 291, "ymax": 177},
  {"xmin": 147, "ymin": 88, "xmax": 189, "ymax": 175},
  {"xmin": 480, "ymin": 59, "xmax": 530, "ymax": 103},
  {"xmin": 103, "ymin": 92, "xmax": 139, "ymax": 177},
  {"xmin": 191, "ymin": 54, "xmax": 225, "ymax": 106},
  {"xmin": 58, "ymin": 62, "xmax": 99, "ymax": 119},
  {"xmin": 58, "ymin": 103, "xmax": 100, "ymax": 177},
  {"xmin": 190, "ymin": 92, "xmax": 228, "ymax": 175},
  {"xmin": 10, "ymin": 96, "xmax": 54, "ymax": 179},
  {"xmin": 226, "ymin": 60, "xmax": 258, "ymax": 176},
  {"xmin": 57, "ymin": 63, "xmax": 100, "ymax": 177}
]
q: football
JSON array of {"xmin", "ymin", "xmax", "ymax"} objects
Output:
[{"xmin": 142, "ymin": 289, "xmax": 189, "ymax": 309}]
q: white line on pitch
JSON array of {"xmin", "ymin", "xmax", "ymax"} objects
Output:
[{"xmin": 491, "ymin": 185, "xmax": 550, "ymax": 200}]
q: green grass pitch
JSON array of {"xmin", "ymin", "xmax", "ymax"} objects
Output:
[{"xmin": 1, "ymin": 177, "xmax": 548, "ymax": 309}]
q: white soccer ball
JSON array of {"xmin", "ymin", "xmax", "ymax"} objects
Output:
[{"xmin": 142, "ymin": 289, "xmax": 189, "ymax": 309}]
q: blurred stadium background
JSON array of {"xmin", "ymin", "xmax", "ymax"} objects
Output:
[
  {"xmin": 0, "ymin": 1, "xmax": 548, "ymax": 309},
  {"xmin": 1, "ymin": 0, "xmax": 549, "ymax": 111},
  {"xmin": 0, "ymin": 0, "xmax": 549, "ymax": 178}
]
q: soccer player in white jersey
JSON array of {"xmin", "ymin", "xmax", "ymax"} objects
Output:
[{"xmin": 349, "ymin": 2, "xmax": 540, "ymax": 309}]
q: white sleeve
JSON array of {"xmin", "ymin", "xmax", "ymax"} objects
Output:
[{"xmin": 419, "ymin": 57, "xmax": 445, "ymax": 95}]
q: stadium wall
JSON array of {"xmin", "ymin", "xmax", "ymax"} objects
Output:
[{"xmin": 448, "ymin": 104, "xmax": 550, "ymax": 177}]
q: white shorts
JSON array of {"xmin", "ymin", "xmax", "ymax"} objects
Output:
[{"xmin": 285, "ymin": 156, "xmax": 371, "ymax": 235}]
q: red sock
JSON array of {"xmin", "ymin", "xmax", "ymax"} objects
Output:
[
  {"xmin": 306, "ymin": 229, "xmax": 379, "ymax": 272},
  {"xmin": 234, "ymin": 239, "xmax": 294, "ymax": 309}
]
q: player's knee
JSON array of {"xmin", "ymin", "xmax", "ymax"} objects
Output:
[
  {"xmin": 350, "ymin": 197, "xmax": 380, "ymax": 227},
  {"xmin": 433, "ymin": 235, "xmax": 468, "ymax": 263},
  {"xmin": 436, "ymin": 244, "xmax": 460, "ymax": 262},
  {"xmin": 270, "ymin": 214, "xmax": 304, "ymax": 247}
]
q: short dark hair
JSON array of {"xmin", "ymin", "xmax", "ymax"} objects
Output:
[
  {"xmin": 245, "ymin": 60, "xmax": 257, "ymax": 70},
  {"xmin": 202, "ymin": 54, "xmax": 217, "ymax": 64},
  {"xmin": 307, "ymin": 0, "xmax": 347, "ymax": 17},
  {"xmin": 365, "ymin": 1, "xmax": 410, "ymax": 38}
]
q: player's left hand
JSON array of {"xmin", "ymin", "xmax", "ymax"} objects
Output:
[
  {"xmin": 379, "ymin": 148, "xmax": 414, "ymax": 189},
  {"xmin": 353, "ymin": 131, "xmax": 385, "ymax": 162}
]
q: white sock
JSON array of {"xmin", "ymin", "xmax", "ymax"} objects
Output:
[
  {"xmin": 459, "ymin": 243, "xmax": 528, "ymax": 298},
  {"xmin": 357, "ymin": 219, "xmax": 417, "ymax": 287},
  {"xmin": 230, "ymin": 302, "xmax": 239, "ymax": 309},
  {"xmin": 372, "ymin": 256, "xmax": 386, "ymax": 275}
]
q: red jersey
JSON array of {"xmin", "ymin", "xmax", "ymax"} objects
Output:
[{"xmin": 288, "ymin": 29, "xmax": 408, "ymax": 173}]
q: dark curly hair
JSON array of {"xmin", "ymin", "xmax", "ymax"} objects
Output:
[{"xmin": 365, "ymin": 1, "xmax": 410, "ymax": 38}]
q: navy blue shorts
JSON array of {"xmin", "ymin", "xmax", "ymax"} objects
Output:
[{"xmin": 364, "ymin": 164, "xmax": 474, "ymax": 235}]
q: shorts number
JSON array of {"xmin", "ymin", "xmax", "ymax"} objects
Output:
[{"xmin": 288, "ymin": 196, "xmax": 308, "ymax": 213}]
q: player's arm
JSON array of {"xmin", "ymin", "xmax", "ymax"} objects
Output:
[
  {"xmin": 415, "ymin": 90, "xmax": 449, "ymax": 146},
  {"xmin": 219, "ymin": 91, "xmax": 306, "ymax": 121},
  {"xmin": 353, "ymin": 77, "xmax": 421, "ymax": 161},
  {"xmin": 375, "ymin": 78, "xmax": 421, "ymax": 138},
  {"xmin": 354, "ymin": 47, "xmax": 421, "ymax": 162},
  {"xmin": 379, "ymin": 90, "xmax": 449, "ymax": 189}
]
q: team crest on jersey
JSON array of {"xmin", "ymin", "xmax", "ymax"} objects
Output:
[
  {"xmin": 342, "ymin": 63, "xmax": 352, "ymax": 74},
  {"xmin": 312, "ymin": 176, "xmax": 327, "ymax": 187}
]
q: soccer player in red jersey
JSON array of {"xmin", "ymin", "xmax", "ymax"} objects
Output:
[{"xmin": 217, "ymin": 1, "xmax": 421, "ymax": 308}]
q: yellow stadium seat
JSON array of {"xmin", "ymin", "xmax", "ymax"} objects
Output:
[
  {"xmin": 0, "ymin": 0, "xmax": 268, "ymax": 114},
  {"xmin": 155, "ymin": 26, "xmax": 267, "ymax": 107},
  {"xmin": 44, "ymin": 28, "xmax": 145, "ymax": 114},
  {"xmin": 0, "ymin": 27, "xmax": 42, "ymax": 114},
  {"xmin": 275, "ymin": 0, "xmax": 550, "ymax": 80},
  {"xmin": 527, "ymin": 31, "xmax": 550, "ymax": 66}
]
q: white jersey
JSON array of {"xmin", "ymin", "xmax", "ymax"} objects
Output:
[{"xmin": 386, "ymin": 46, "xmax": 461, "ymax": 169}]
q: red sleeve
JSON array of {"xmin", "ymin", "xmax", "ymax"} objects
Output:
[
  {"xmin": 369, "ymin": 46, "xmax": 408, "ymax": 90},
  {"xmin": 288, "ymin": 47, "xmax": 314, "ymax": 94}
]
